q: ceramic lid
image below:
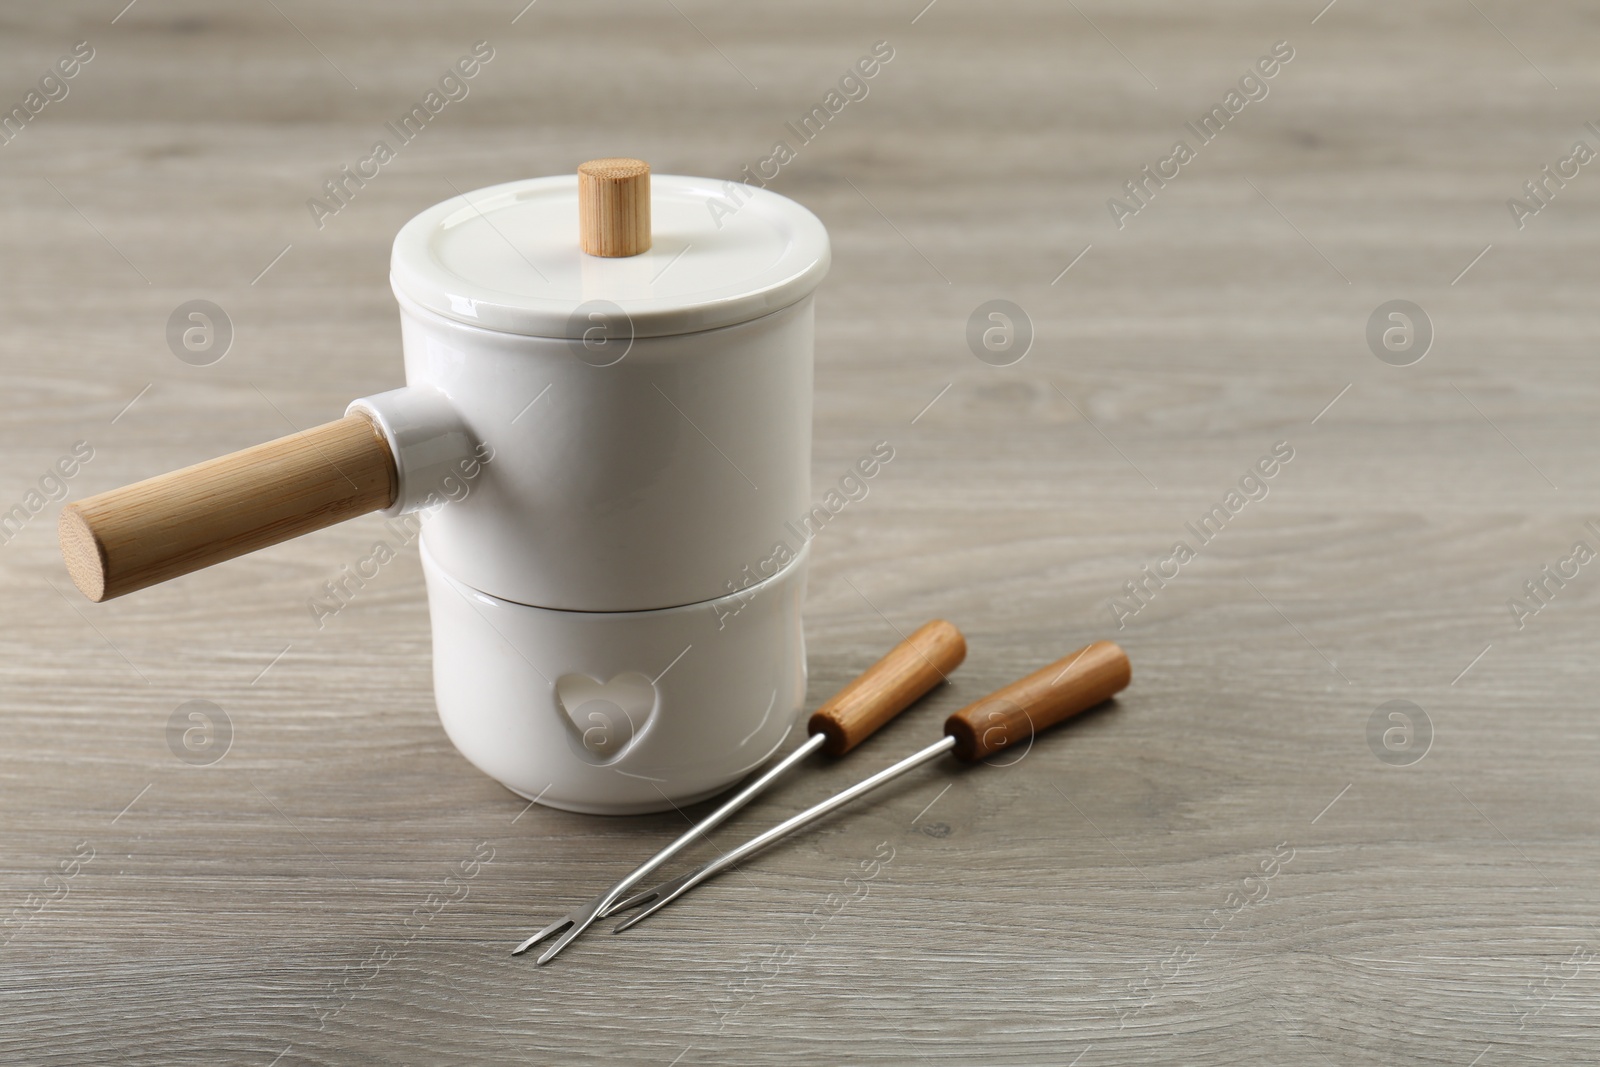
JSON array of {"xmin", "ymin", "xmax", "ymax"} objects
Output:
[{"xmin": 390, "ymin": 174, "xmax": 831, "ymax": 339}]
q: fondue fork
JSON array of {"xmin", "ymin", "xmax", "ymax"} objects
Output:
[
  {"xmin": 609, "ymin": 640, "xmax": 1130, "ymax": 932},
  {"xmin": 511, "ymin": 619, "xmax": 967, "ymax": 964}
]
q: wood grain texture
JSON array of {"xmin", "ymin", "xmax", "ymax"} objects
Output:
[
  {"xmin": 808, "ymin": 618, "xmax": 966, "ymax": 755},
  {"xmin": 59, "ymin": 413, "xmax": 395, "ymax": 601},
  {"xmin": 2, "ymin": 1, "xmax": 1600, "ymax": 1065},
  {"xmin": 578, "ymin": 157, "xmax": 652, "ymax": 257},
  {"xmin": 944, "ymin": 640, "xmax": 1130, "ymax": 761}
]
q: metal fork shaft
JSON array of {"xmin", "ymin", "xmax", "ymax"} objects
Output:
[
  {"xmin": 613, "ymin": 735, "xmax": 957, "ymax": 930},
  {"xmin": 512, "ymin": 730, "xmax": 826, "ymax": 957},
  {"xmin": 610, "ymin": 732, "xmax": 828, "ymax": 900}
]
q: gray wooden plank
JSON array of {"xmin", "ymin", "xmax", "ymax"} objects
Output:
[{"xmin": 2, "ymin": 1, "xmax": 1598, "ymax": 1063}]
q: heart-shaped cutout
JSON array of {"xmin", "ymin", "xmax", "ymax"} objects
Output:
[{"xmin": 553, "ymin": 671, "xmax": 657, "ymax": 763}]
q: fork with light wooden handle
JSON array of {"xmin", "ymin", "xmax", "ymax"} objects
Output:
[
  {"xmin": 511, "ymin": 619, "xmax": 968, "ymax": 964},
  {"xmin": 609, "ymin": 640, "xmax": 1130, "ymax": 932}
]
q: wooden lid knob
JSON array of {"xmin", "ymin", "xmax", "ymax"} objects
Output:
[{"xmin": 578, "ymin": 157, "xmax": 651, "ymax": 258}]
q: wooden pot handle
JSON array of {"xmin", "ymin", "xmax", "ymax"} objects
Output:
[
  {"xmin": 60, "ymin": 412, "xmax": 396, "ymax": 602},
  {"xmin": 808, "ymin": 619, "xmax": 968, "ymax": 756}
]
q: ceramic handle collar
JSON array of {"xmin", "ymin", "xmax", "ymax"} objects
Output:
[{"xmin": 347, "ymin": 388, "xmax": 478, "ymax": 517}]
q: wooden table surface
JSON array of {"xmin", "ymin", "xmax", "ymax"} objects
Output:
[{"xmin": 3, "ymin": 1, "xmax": 1598, "ymax": 1063}]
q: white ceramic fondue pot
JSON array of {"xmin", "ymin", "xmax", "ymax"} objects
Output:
[{"xmin": 59, "ymin": 159, "xmax": 831, "ymax": 814}]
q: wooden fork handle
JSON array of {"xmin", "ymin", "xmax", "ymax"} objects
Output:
[
  {"xmin": 944, "ymin": 640, "xmax": 1130, "ymax": 761},
  {"xmin": 808, "ymin": 619, "xmax": 967, "ymax": 756}
]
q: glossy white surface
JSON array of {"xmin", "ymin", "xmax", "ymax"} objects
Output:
[
  {"xmin": 390, "ymin": 174, "xmax": 831, "ymax": 339},
  {"xmin": 421, "ymin": 536, "xmax": 809, "ymax": 815},
  {"xmin": 369, "ymin": 292, "xmax": 814, "ymax": 612},
  {"xmin": 372, "ymin": 173, "xmax": 826, "ymax": 811}
]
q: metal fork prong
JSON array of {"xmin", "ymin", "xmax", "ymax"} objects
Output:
[
  {"xmin": 610, "ymin": 868, "xmax": 693, "ymax": 915},
  {"xmin": 611, "ymin": 871, "xmax": 701, "ymax": 933},
  {"xmin": 596, "ymin": 894, "xmax": 637, "ymax": 919},
  {"xmin": 606, "ymin": 887, "xmax": 658, "ymax": 915},
  {"xmin": 512, "ymin": 915, "xmax": 575, "ymax": 956},
  {"xmin": 612, "ymin": 882, "xmax": 689, "ymax": 932},
  {"xmin": 532, "ymin": 893, "xmax": 622, "ymax": 965},
  {"xmin": 536, "ymin": 914, "xmax": 594, "ymax": 965}
]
